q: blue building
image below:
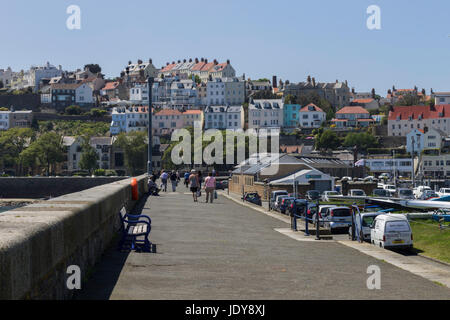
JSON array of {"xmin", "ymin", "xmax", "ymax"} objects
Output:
[{"xmin": 283, "ymin": 104, "xmax": 302, "ymax": 130}]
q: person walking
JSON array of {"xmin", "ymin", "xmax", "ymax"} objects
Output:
[
  {"xmin": 198, "ymin": 170, "xmax": 203, "ymax": 190},
  {"xmin": 189, "ymin": 170, "xmax": 200, "ymax": 202},
  {"xmin": 160, "ymin": 170, "xmax": 169, "ymax": 192},
  {"xmin": 170, "ymin": 170, "xmax": 178, "ymax": 192},
  {"xmin": 184, "ymin": 171, "xmax": 190, "ymax": 188},
  {"xmin": 204, "ymin": 172, "xmax": 217, "ymax": 203}
]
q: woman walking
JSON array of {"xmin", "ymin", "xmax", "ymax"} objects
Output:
[
  {"xmin": 204, "ymin": 172, "xmax": 217, "ymax": 203},
  {"xmin": 189, "ymin": 170, "xmax": 200, "ymax": 202}
]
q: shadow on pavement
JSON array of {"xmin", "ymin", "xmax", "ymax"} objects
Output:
[{"xmin": 75, "ymin": 193, "xmax": 153, "ymax": 300}]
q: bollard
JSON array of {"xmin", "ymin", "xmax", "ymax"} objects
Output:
[
  {"xmin": 131, "ymin": 178, "xmax": 139, "ymax": 201},
  {"xmin": 304, "ymin": 201, "xmax": 310, "ymax": 236}
]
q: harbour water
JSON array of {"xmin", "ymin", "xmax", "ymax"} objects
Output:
[{"xmin": 0, "ymin": 206, "xmax": 20, "ymax": 213}]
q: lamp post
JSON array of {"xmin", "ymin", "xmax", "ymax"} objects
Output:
[
  {"xmin": 411, "ymin": 135, "xmax": 415, "ymax": 188},
  {"xmin": 147, "ymin": 76, "xmax": 154, "ymax": 176}
]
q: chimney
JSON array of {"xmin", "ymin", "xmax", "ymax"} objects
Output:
[
  {"xmin": 166, "ymin": 62, "xmax": 169, "ymax": 66},
  {"xmin": 189, "ymin": 58, "xmax": 192, "ymax": 63},
  {"xmin": 183, "ymin": 59, "xmax": 187, "ymax": 63},
  {"xmin": 149, "ymin": 58, "xmax": 153, "ymax": 64},
  {"xmin": 201, "ymin": 58, "xmax": 204, "ymax": 62},
  {"xmin": 172, "ymin": 61, "xmax": 175, "ymax": 64},
  {"xmin": 227, "ymin": 59, "xmax": 230, "ymax": 64},
  {"xmin": 272, "ymin": 76, "xmax": 277, "ymax": 88},
  {"xmin": 177, "ymin": 60, "xmax": 181, "ymax": 63},
  {"xmin": 195, "ymin": 58, "xmax": 199, "ymax": 63},
  {"xmin": 205, "ymin": 59, "xmax": 208, "ymax": 63}
]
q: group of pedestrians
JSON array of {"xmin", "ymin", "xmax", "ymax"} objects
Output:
[{"xmin": 148, "ymin": 168, "xmax": 218, "ymax": 204}]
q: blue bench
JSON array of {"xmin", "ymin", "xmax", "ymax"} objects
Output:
[{"xmin": 118, "ymin": 207, "xmax": 153, "ymax": 252}]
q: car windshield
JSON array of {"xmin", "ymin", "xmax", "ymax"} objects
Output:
[
  {"xmin": 399, "ymin": 189, "xmax": 413, "ymax": 196},
  {"xmin": 362, "ymin": 216, "xmax": 376, "ymax": 227},
  {"xmin": 309, "ymin": 191, "xmax": 320, "ymax": 197},
  {"xmin": 385, "ymin": 221, "xmax": 410, "ymax": 232},
  {"xmin": 352, "ymin": 190, "xmax": 364, "ymax": 196},
  {"xmin": 332, "ymin": 208, "xmax": 351, "ymax": 217},
  {"xmin": 386, "ymin": 186, "xmax": 395, "ymax": 190}
]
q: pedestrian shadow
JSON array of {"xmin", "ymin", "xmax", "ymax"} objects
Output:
[{"xmin": 74, "ymin": 193, "xmax": 153, "ymax": 300}]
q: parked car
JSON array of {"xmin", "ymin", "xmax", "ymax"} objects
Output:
[
  {"xmin": 413, "ymin": 186, "xmax": 431, "ymax": 199},
  {"xmin": 341, "ymin": 176, "xmax": 352, "ymax": 182},
  {"xmin": 312, "ymin": 205, "xmax": 337, "ymax": 227},
  {"xmin": 349, "ymin": 189, "xmax": 366, "ymax": 197},
  {"xmin": 378, "ymin": 173, "xmax": 390, "ymax": 180},
  {"xmin": 321, "ymin": 191, "xmax": 342, "ymax": 202},
  {"xmin": 372, "ymin": 188, "xmax": 391, "ymax": 197},
  {"xmin": 364, "ymin": 176, "xmax": 377, "ymax": 182},
  {"xmin": 322, "ymin": 206, "xmax": 353, "ymax": 233},
  {"xmin": 242, "ymin": 192, "xmax": 262, "ymax": 206},
  {"xmin": 269, "ymin": 190, "xmax": 288, "ymax": 210},
  {"xmin": 397, "ymin": 188, "xmax": 415, "ymax": 200},
  {"xmin": 216, "ymin": 180, "xmax": 228, "ymax": 190},
  {"xmin": 274, "ymin": 195, "xmax": 290, "ymax": 212},
  {"xmin": 383, "ymin": 184, "xmax": 396, "ymax": 196},
  {"xmin": 437, "ymin": 188, "xmax": 450, "ymax": 198},
  {"xmin": 306, "ymin": 190, "xmax": 321, "ymax": 201},
  {"xmin": 279, "ymin": 197, "xmax": 296, "ymax": 214},
  {"xmin": 288, "ymin": 199, "xmax": 318, "ymax": 222},
  {"xmin": 370, "ymin": 214, "xmax": 413, "ymax": 250},
  {"xmin": 349, "ymin": 212, "xmax": 384, "ymax": 241}
]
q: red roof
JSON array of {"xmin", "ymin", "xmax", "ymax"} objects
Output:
[
  {"xmin": 160, "ymin": 63, "xmax": 177, "ymax": 73},
  {"xmin": 212, "ymin": 62, "xmax": 228, "ymax": 72},
  {"xmin": 183, "ymin": 110, "xmax": 202, "ymax": 115},
  {"xmin": 299, "ymin": 103, "xmax": 324, "ymax": 113},
  {"xmin": 156, "ymin": 109, "xmax": 182, "ymax": 116},
  {"xmin": 336, "ymin": 106, "xmax": 369, "ymax": 114},
  {"xmin": 352, "ymin": 98, "xmax": 375, "ymax": 104},
  {"xmin": 388, "ymin": 105, "xmax": 450, "ymax": 121},
  {"xmin": 191, "ymin": 62, "xmax": 206, "ymax": 71},
  {"xmin": 103, "ymin": 82, "xmax": 119, "ymax": 90}
]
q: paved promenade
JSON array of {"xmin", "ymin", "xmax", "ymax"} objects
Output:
[{"xmin": 79, "ymin": 188, "xmax": 450, "ymax": 300}]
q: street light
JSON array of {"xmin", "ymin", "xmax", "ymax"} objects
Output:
[{"xmin": 147, "ymin": 76, "xmax": 154, "ymax": 176}]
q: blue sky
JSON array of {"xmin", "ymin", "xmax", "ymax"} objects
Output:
[{"xmin": 1, "ymin": 0, "xmax": 449, "ymax": 95}]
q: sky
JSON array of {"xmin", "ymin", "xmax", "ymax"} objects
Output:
[{"xmin": 0, "ymin": 0, "xmax": 449, "ymax": 95}]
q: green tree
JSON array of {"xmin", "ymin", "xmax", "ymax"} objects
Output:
[
  {"xmin": 90, "ymin": 108, "xmax": 107, "ymax": 117},
  {"xmin": 395, "ymin": 93, "xmax": 421, "ymax": 106},
  {"xmin": 65, "ymin": 105, "xmax": 82, "ymax": 115},
  {"xmin": 79, "ymin": 144, "xmax": 99, "ymax": 174},
  {"xmin": 315, "ymin": 129, "xmax": 341, "ymax": 152},
  {"xmin": 115, "ymin": 131, "xmax": 148, "ymax": 175},
  {"xmin": 22, "ymin": 132, "xmax": 65, "ymax": 176},
  {"xmin": 0, "ymin": 128, "xmax": 34, "ymax": 174},
  {"xmin": 343, "ymin": 132, "xmax": 378, "ymax": 153},
  {"xmin": 194, "ymin": 75, "xmax": 201, "ymax": 85}
]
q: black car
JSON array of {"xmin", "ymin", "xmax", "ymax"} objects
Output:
[
  {"xmin": 216, "ymin": 181, "xmax": 227, "ymax": 190},
  {"xmin": 242, "ymin": 192, "xmax": 262, "ymax": 206},
  {"xmin": 288, "ymin": 199, "xmax": 318, "ymax": 223}
]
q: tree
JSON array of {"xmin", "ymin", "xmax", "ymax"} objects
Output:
[
  {"xmin": 79, "ymin": 144, "xmax": 99, "ymax": 174},
  {"xmin": 84, "ymin": 64, "xmax": 102, "ymax": 74},
  {"xmin": 395, "ymin": 93, "xmax": 421, "ymax": 106},
  {"xmin": 115, "ymin": 131, "xmax": 148, "ymax": 175},
  {"xmin": 284, "ymin": 94, "xmax": 297, "ymax": 104},
  {"xmin": 194, "ymin": 75, "xmax": 201, "ymax": 85},
  {"xmin": 343, "ymin": 132, "xmax": 378, "ymax": 153},
  {"xmin": 65, "ymin": 105, "xmax": 82, "ymax": 115},
  {"xmin": 315, "ymin": 129, "xmax": 341, "ymax": 152},
  {"xmin": 90, "ymin": 108, "xmax": 107, "ymax": 118},
  {"xmin": 0, "ymin": 128, "xmax": 34, "ymax": 174},
  {"xmin": 22, "ymin": 132, "xmax": 65, "ymax": 176}
]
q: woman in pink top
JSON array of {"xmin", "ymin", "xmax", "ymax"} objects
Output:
[{"xmin": 204, "ymin": 172, "xmax": 217, "ymax": 203}]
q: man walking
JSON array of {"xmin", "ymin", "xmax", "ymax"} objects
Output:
[
  {"xmin": 170, "ymin": 170, "xmax": 178, "ymax": 192},
  {"xmin": 184, "ymin": 171, "xmax": 190, "ymax": 188},
  {"xmin": 160, "ymin": 170, "xmax": 169, "ymax": 192},
  {"xmin": 204, "ymin": 172, "xmax": 217, "ymax": 203}
]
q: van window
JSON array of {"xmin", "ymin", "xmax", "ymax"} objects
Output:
[
  {"xmin": 385, "ymin": 221, "xmax": 410, "ymax": 232},
  {"xmin": 362, "ymin": 216, "xmax": 376, "ymax": 227},
  {"xmin": 332, "ymin": 208, "xmax": 351, "ymax": 217}
]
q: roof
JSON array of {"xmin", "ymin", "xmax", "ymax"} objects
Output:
[
  {"xmin": 249, "ymin": 99, "xmax": 284, "ymax": 110},
  {"xmin": 388, "ymin": 105, "xmax": 450, "ymax": 121},
  {"xmin": 299, "ymin": 103, "xmax": 324, "ymax": 113},
  {"xmin": 280, "ymin": 145, "xmax": 303, "ymax": 153},
  {"xmin": 204, "ymin": 106, "xmax": 242, "ymax": 113},
  {"xmin": 183, "ymin": 110, "xmax": 202, "ymax": 115},
  {"xmin": 352, "ymin": 98, "xmax": 375, "ymax": 104},
  {"xmin": 155, "ymin": 109, "xmax": 183, "ymax": 116},
  {"xmin": 103, "ymin": 82, "xmax": 119, "ymax": 90},
  {"xmin": 337, "ymin": 106, "xmax": 369, "ymax": 114},
  {"xmin": 90, "ymin": 136, "xmax": 113, "ymax": 145}
]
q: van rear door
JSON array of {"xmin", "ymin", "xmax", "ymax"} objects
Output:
[{"xmin": 384, "ymin": 220, "xmax": 411, "ymax": 245}]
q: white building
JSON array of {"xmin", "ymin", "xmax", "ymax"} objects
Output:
[
  {"xmin": 434, "ymin": 92, "xmax": 450, "ymax": 105},
  {"xmin": 130, "ymin": 83, "xmax": 149, "ymax": 104},
  {"xmin": 26, "ymin": 62, "xmax": 63, "ymax": 92},
  {"xmin": 110, "ymin": 106, "xmax": 150, "ymax": 135},
  {"xmin": 204, "ymin": 106, "xmax": 244, "ymax": 130},
  {"xmin": 298, "ymin": 103, "xmax": 326, "ymax": 128},
  {"xmin": 207, "ymin": 77, "xmax": 245, "ymax": 106},
  {"xmin": 364, "ymin": 157, "xmax": 413, "ymax": 177},
  {"xmin": 0, "ymin": 67, "xmax": 13, "ymax": 88},
  {"xmin": 248, "ymin": 99, "xmax": 284, "ymax": 130}
]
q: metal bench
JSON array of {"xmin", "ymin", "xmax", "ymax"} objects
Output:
[{"xmin": 118, "ymin": 207, "xmax": 154, "ymax": 252}]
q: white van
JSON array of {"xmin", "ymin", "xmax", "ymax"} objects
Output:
[{"xmin": 370, "ymin": 215, "xmax": 413, "ymax": 250}]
